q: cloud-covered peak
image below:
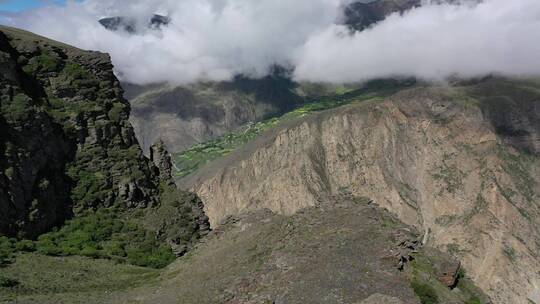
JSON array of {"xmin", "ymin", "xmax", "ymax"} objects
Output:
[{"xmin": 2, "ymin": 0, "xmax": 540, "ymax": 85}]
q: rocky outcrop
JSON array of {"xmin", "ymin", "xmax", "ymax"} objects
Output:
[
  {"xmin": 0, "ymin": 26, "xmax": 209, "ymax": 248},
  {"xmin": 182, "ymin": 79, "xmax": 540, "ymax": 303},
  {"xmin": 436, "ymin": 259, "xmax": 461, "ymax": 288},
  {"xmin": 150, "ymin": 140, "xmax": 173, "ymax": 183}
]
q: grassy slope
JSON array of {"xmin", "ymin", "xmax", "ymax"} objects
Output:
[{"xmin": 0, "ymin": 253, "xmax": 159, "ymax": 304}]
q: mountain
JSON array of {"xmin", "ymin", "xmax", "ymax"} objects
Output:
[
  {"xmin": 179, "ymin": 77, "xmax": 540, "ymax": 304},
  {"xmin": 342, "ymin": 0, "xmax": 478, "ymax": 31},
  {"xmin": 122, "ymin": 0, "xmax": 434, "ymax": 156},
  {"xmin": 99, "ymin": 14, "xmax": 170, "ymax": 33},
  {"xmin": 0, "ymin": 25, "xmax": 208, "ymax": 267},
  {"xmin": 1, "ymin": 15, "xmax": 539, "ymax": 304},
  {"xmin": 343, "ymin": 0, "xmax": 421, "ymax": 31},
  {"xmin": 83, "ymin": 198, "xmax": 487, "ymax": 304},
  {"xmin": 124, "ymin": 69, "xmax": 307, "ymax": 154}
]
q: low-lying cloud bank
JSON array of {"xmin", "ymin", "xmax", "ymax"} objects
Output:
[
  {"xmin": 1, "ymin": 0, "xmax": 539, "ymax": 84},
  {"xmin": 296, "ymin": 0, "xmax": 540, "ymax": 82}
]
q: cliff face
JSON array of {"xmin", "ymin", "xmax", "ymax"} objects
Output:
[
  {"xmin": 0, "ymin": 29, "xmax": 75, "ymax": 237},
  {"xmin": 183, "ymin": 79, "xmax": 540, "ymax": 304},
  {"xmin": 0, "ymin": 26, "xmax": 208, "ymax": 244}
]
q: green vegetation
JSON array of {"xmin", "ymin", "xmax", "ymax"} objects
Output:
[
  {"xmin": 503, "ymin": 245, "xmax": 517, "ymax": 262},
  {"xmin": 1, "ymin": 93, "xmax": 33, "ymax": 121},
  {"xmin": 456, "ymin": 269, "xmax": 485, "ymax": 304},
  {"xmin": 108, "ymin": 102, "xmax": 126, "ymax": 122},
  {"xmin": 0, "ymin": 275, "xmax": 19, "ymax": 288},
  {"xmin": 22, "ymin": 51, "xmax": 60, "ymax": 75},
  {"xmin": 62, "ymin": 62, "xmax": 91, "ymax": 80},
  {"xmin": 411, "ymin": 280, "xmax": 439, "ymax": 304},
  {"xmin": 173, "ymin": 79, "xmax": 415, "ymax": 178},
  {"xmin": 0, "ymin": 236, "xmax": 16, "ymax": 266},
  {"xmin": 34, "ymin": 210, "xmax": 175, "ymax": 269},
  {"xmin": 497, "ymin": 145, "xmax": 536, "ymax": 203},
  {"xmin": 2, "ymin": 211, "xmax": 176, "ymax": 270},
  {"xmin": 409, "ymin": 250, "xmax": 487, "ymax": 304},
  {"xmin": 152, "ymin": 182, "xmax": 205, "ymax": 245},
  {"xmin": 432, "ymin": 162, "xmax": 464, "ymax": 194},
  {"xmin": 0, "ymin": 252, "xmax": 158, "ymax": 302},
  {"xmin": 67, "ymin": 144, "xmax": 148, "ymax": 211}
]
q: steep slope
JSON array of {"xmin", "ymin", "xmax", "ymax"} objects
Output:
[
  {"xmin": 0, "ymin": 25, "xmax": 208, "ymax": 258},
  {"xmin": 182, "ymin": 78, "xmax": 540, "ymax": 304},
  {"xmin": 0, "ymin": 26, "xmax": 164, "ymax": 237}
]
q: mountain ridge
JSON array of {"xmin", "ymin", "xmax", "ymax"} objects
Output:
[{"xmin": 180, "ymin": 78, "xmax": 540, "ymax": 304}]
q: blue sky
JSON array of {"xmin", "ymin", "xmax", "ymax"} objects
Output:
[{"xmin": 0, "ymin": 0, "xmax": 77, "ymax": 12}]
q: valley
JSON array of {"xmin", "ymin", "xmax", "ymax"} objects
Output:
[{"xmin": 0, "ymin": 0, "xmax": 539, "ymax": 303}]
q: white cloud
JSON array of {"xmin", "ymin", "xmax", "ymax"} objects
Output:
[
  {"xmin": 2, "ymin": 0, "xmax": 540, "ymax": 84},
  {"xmin": 295, "ymin": 0, "xmax": 540, "ymax": 82}
]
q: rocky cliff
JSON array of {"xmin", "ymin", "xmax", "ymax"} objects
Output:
[
  {"xmin": 182, "ymin": 78, "xmax": 540, "ymax": 304},
  {"xmin": 0, "ymin": 26, "xmax": 208, "ymax": 248}
]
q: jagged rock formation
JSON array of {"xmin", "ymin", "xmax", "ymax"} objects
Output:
[
  {"xmin": 0, "ymin": 26, "xmax": 208, "ymax": 249},
  {"xmin": 150, "ymin": 140, "xmax": 174, "ymax": 183},
  {"xmin": 182, "ymin": 78, "xmax": 540, "ymax": 304}
]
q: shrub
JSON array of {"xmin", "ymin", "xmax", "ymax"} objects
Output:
[
  {"xmin": 0, "ymin": 236, "xmax": 16, "ymax": 266},
  {"xmin": 2, "ymin": 94, "xmax": 32, "ymax": 121},
  {"xmin": 0, "ymin": 275, "xmax": 19, "ymax": 288},
  {"xmin": 465, "ymin": 296, "xmax": 482, "ymax": 304},
  {"xmin": 411, "ymin": 280, "xmax": 439, "ymax": 304},
  {"xmin": 34, "ymin": 211, "xmax": 175, "ymax": 269},
  {"xmin": 108, "ymin": 103, "xmax": 125, "ymax": 122},
  {"xmin": 14, "ymin": 240, "xmax": 35, "ymax": 252},
  {"xmin": 62, "ymin": 62, "xmax": 90, "ymax": 80}
]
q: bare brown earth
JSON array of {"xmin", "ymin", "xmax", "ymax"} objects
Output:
[{"xmin": 182, "ymin": 78, "xmax": 540, "ymax": 304}]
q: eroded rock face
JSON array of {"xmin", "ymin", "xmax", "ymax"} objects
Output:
[
  {"xmin": 0, "ymin": 26, "xmax": 208, "ymax": 245},
  {"xmin": 183, "ymin": 79, "xmax": 540, "ymax": 303}
]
